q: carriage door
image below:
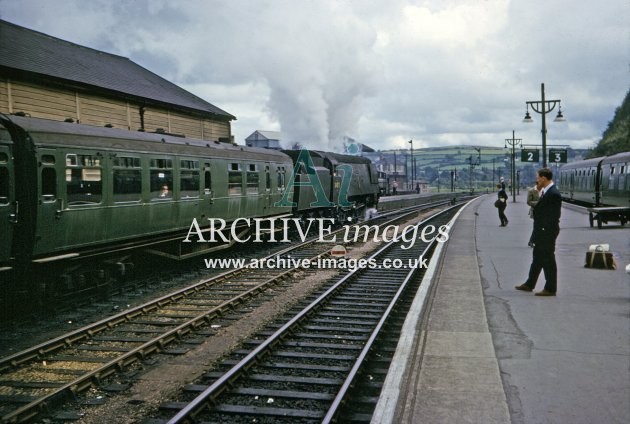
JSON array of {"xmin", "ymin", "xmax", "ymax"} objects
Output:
[
  {"xmin": 0, "ymin": 144, "xmax": 14, "ymax": 264},
  {"xmin": 203, "ymin": 162, "xmax": 213, "ymax": 206},
  {"xmin": 264, "ymin": 164, "xmax": 271, "ymax": 210},
  {"xmin": 34, "ymin": 149, "xmax": 61, "ymax": 254}
]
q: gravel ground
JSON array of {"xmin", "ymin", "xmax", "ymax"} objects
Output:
[{"xmin": 74, "ymin": 266, "xmax": 341, "ymax": 423}]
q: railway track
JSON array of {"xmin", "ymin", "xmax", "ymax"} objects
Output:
[
  {"xmin": 0, "ymin": 202, "xmax": 452, "ymax": 423},
  {"xmin": 152, "ymin": 206, "xmax": 459, "ymax": 423}
]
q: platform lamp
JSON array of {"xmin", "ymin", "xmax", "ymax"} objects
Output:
[
  {"xmin": 523, "ymin": 83, "xmax": 566, "ymax": 167},
  {"xmin": 408, "ymin": 139, "xmax": 414, "ymax": 188},
  {"xmin": 505, "ymin": 131, "xmax": 522, "ymax": 203}
]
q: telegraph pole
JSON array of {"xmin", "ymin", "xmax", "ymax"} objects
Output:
[{"xmin": 505, "ymin": 130, "xmax": 522, "ymax": 203}]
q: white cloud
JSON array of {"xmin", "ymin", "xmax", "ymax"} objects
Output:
[
  {"xmin": 398, "ymin": 0, "xmax": 509, "ymax": 48},
  {"xmin": 0, "ymin": 0, "xmax": 627, "ymax": 152}
]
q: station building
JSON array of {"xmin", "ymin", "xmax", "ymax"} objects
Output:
[
  {"xmin": 0, "ymin": 19, "xmax": 235, "ymax": 142},
  {"xmin": 245, "ymin": 130, "xmax": 282, "ymax": 150}
]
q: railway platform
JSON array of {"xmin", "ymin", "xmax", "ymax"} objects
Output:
[{"xmin": 373, "ymin": 192, "xmax": 630, "ymax": 424}]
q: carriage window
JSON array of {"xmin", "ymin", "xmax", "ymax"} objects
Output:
[
  {"xmin": 150, "ymin": 158, "xmax": 173, "ymax": 199},
  {"xmin": 41, "ymin": 167, "xmax": 56, "ymax": 199},
  {"xmin": 204, "ymin": 171, "xmax": 212, "ymax": 194},
  {"xmin": 41, "ymin": 155, "xmax": 55, "ymax": 165},
  {"xmin": 113, "ymin": 170, "xmax": 141, "ymax": 202},
  {"xmin": 150, "ymin": 158, "xmax": 172, "ymax": 168},
  {"xmin": 277, "ymin": 166, "xmax": 286, "ymax": 191},
  {"xmin": 114, "ymin": 157, "xmax": 140, "ymax": 167},
  {"xmin": 0, "ymin": 152, "xmax": 8, "ymax": 163},
  {"xmin": 66, "ymin": 154, "xmax": 101, "ymax": 205},
  {"xmin": 66, "ymin": 154, "xmax": 101, "ymax": 167},
  {"xmin": 0, "ymin": 167, "xmax": 8, "ymax": 204},
  {"xmin": 228, "ymin": 163, "xmax": 242, "ymax": 195},
  {"xmin": 151, "ymin": 171, "xmax": 173, "ymax": 199},
  {"xmin": 181, "ymin": 160, "xmax": 199, "ymax": 170},
  {"xmin": 246, "ymin": 164, "xmax": 259, "ymax": 194},
  {"xmin": 180, "ymin": 160, "xmax": 200, "ymax": 199},
  {"xmin": 113, "ymin": 156, "xmax": 141, "ymax": 202},
  {"xmin": 265, "ymin": 166, "xmax": 271, "ymax": 191}
]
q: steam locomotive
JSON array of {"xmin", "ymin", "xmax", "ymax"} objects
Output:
[{"xmin": 0, "ymin": 114, "xmax": 379, "ymax": 302}]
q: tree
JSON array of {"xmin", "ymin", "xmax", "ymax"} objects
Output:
[{"xmin": 589, "ymin": 90, "xmax": 630, "ymax": 157}]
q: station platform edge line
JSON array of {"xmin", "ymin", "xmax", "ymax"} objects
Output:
[{"xmin": 372, "ymin": 196, "xmax": 510, "ymax": 424}]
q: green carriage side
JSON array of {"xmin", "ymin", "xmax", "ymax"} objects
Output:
[
  {"xmin": 0, "ymin": 124, "xmax": 16, "ymax": 267},
  {"xmin": 1, "ymin": 115, "xmax": 293, "ymax": 266}
]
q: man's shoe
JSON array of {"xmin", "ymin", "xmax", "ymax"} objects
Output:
[
  {"xmin": 535, "ymin": 290, "xmax": 556, "ymax": 296},
  {"xmin": 515, "ymin": 284, "xmax": 533, "ymax": 292}
]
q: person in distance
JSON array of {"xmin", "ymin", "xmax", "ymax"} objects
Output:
[{"xmin": 496, "ymin": 183, "xmax": 508, "ymax": 227}]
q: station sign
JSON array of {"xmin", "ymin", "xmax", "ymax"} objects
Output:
[
  {"xmin": 549, "ymin": 149, "xmax": 568, "ymax": 163},
  {"xmin": 521, "ymin": 149, "xmax": 540, "ymax": 163}
]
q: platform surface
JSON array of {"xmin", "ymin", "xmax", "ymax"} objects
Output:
[{"xmin": 373, "ymin": 192, "xmax": 629, "ymax": 424}]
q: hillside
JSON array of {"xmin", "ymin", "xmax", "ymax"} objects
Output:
[
  {"xmin": 589, "ymin": 89, "xmax": 630, "ymax": 157},
  {"xmin": 365, "ymin": 145, "xmax": 591, "ymax": 191}
]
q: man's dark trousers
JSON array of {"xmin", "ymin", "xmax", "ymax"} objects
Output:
[{"xmin": 525, "ymin": 240, "xmax": 557, "ymax": 292}]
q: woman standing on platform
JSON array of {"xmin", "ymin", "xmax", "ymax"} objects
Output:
[{"xmin": 496, "ymin": 184, "xmax": 508, "ymax": 226}]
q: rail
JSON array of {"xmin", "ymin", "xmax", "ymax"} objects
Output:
[
  {"xmin": 0, "ymin": 203, "xmax": 447, "ymax": 423},
  {"xmin": 163, "ymin": 206, "xmax": 460, "ymax": 423}
]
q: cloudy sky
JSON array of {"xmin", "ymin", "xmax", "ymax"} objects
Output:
[{"xmin": 1, "ymin": 0, "xmax": 628, "ymax": 152}]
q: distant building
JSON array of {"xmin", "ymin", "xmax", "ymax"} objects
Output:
[
  {"xmin": 0, "ymin": 19, "xmax": 235, "ymax": 142},
  {"xmin": 416, "ymin": 180, "xmax": 430, "ymax": 193},
  {"xmin": 363, "ymin": 150, "xmax": 407, "ymax": 181},
  {"xmin": 245, "ymin": 130, "xmax": 282, "ymax": 149}
]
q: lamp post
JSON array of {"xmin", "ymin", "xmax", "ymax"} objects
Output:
[
  {"xmin": 403, "ymin": 153, "xmax": 408, "ymax": 188},
  {"xmin": 505, "ymin": 130, "xmax": 522, "ymax": 203},
  {"xmin": 523, "ymin": 83, "xmax": 566, "ymax": 167},
  {"xmin": 408, "ymin": 139, "xmax": 414, "ymax": 189},
  {"xmin": 466, "ymin": 148, "xmax": 481, "ymax": 194},
  {"xmin": 437, "ymin": 163, "xmax": 440, "ymax": 193}
]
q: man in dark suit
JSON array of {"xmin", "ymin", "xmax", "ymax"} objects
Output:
[{"xmin": 515, "ymin": 168, "xmax": 562, "ymax": 296}]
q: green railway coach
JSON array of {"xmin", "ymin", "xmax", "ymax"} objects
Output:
[{"xmin": 0, "ymin": 115, "xmax": 294, "ymax": 268}]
